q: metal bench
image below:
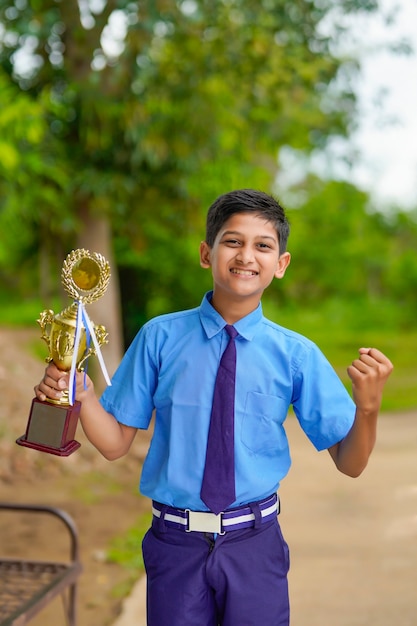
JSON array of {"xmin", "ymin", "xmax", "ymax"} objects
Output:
[{"xmin": 0, "ymin": 503, "xmax": 82, "ymax": 626}]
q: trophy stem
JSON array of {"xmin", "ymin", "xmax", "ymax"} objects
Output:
[{"xmin": 45, "ymin": 392, "xmax": 71, "ymax": 407}]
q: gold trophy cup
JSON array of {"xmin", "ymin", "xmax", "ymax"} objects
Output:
[{"xmin": 17, "ymin": 249, "xmax": 111, "ymax": 456}]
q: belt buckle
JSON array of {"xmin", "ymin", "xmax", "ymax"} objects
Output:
[{"xmin": 186, "ymin": 510, "xmax": 224, "ymax": 534}]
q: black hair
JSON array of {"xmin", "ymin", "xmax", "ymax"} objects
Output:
[{"xmin": 205, "ymin": 189, "xmax": 290, "ymax": 251}]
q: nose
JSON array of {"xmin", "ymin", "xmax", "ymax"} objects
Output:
[{"xmin": 236, "ymin": 245, "xmax": 254, "ymax": 264}]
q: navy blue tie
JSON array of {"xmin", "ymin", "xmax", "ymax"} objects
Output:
[{"xmin": 201, "ymin": 325, "xmax": 238, "ymax": 515}]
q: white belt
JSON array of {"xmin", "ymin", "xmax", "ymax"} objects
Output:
[{"xmin": 152, "ymin": 494, "xmax": 279, "ymax": 534}]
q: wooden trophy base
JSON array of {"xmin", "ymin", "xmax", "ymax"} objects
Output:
[{"xmin": 16, "ymin": 398, "xmax": 81, "ymax": 457}]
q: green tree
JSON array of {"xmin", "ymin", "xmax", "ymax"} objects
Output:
[
  {"xmin": 0, "ymin": 0, "xmax": 380, "ymax": 350},
  {"xmin": 0, "ymin": 69, "xmax": 75, "ymax": 297},
  {"xmin": 271, "ymin": 176, "xmax": 417, "ymax": 331},
  {"xmin": 383, "ymin": 210, "xmax": 417, "ymax": 322},
  {"xmin": 282, "ymin": 176, "xmax": 388, "ymax": 303}
]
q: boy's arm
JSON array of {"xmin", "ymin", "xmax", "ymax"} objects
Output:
[
  {"xmin": 35, "ymin": 364, "xmax": 137, "ymax": 461},
  {"xmin": 328, "ymin": 348, "xmax": 393, "ymax": 477}
]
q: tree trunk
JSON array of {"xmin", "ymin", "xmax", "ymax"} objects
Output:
[{"xmin": 77, "ymin": 207, "xmax": 124, "ymax": 393}]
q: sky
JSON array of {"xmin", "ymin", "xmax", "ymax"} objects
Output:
[
  {"xmin": 347, "ymin": 0, "xmax": 417, "ymax": 209},
  {"xmin": 278, "ymin": 0, "xmax": 417, "ymax": 211}
]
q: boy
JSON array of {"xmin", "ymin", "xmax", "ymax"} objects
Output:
[{"xmin": 35, "ymin": 189, "xmax": 393, "ymax": 626}]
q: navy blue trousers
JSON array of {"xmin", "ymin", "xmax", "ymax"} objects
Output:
[{"xmin": 142, "ymin": 509, "xmax": 290, "ymax": 626}]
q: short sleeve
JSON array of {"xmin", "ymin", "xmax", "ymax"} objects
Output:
[
  {"xmin": 292, "ymin": 342, "xmax": 355, "ymax": 450},
  {"xmin": 100, "ymin": 324, "xmax": 158, "ymax": 429}
]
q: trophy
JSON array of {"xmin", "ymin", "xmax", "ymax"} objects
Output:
[{"xmin": 16, "ymin": 249, "xmax": 111, "ymax": 456}]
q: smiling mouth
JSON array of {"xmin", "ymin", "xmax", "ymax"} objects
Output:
[{"xmin": 230, "ymin": 268, "xmax": 258, "ymax": 276}]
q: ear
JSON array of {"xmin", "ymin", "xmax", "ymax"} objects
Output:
[
  {"xmin": 199, "ymin": 241, "xmax": 212, "ymax": 268},
  {"xmin": 274, "ymin": 251, "xmax": 291, "ymax": 279}
]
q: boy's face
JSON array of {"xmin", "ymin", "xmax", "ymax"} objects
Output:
[{"xmin": 200, "ymin": 212, "xmax": 290, "ymax": 316}]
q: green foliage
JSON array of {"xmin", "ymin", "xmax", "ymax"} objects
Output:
[
  {"xmin": 272, "ymin": 177, "xmax": 417, "ymax": 326},
  {"xmin": 0, "ymin": 0, "xmax": 380, "ymax": 315}
]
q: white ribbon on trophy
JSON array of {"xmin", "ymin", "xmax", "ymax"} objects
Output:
[{"xmin": 68, "ymin": 300, "xmax": 112, "ymax": 405}]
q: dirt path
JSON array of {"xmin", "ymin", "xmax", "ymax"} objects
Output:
[
  {"xmin": 281, "ymin": 411, "xmax": 417, "ymax": 626},
  {"xmin": 1, "ymin": 328, "xmax": 416, "ymax": 625}
]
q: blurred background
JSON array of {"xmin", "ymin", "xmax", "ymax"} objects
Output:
[
  {"xmin": 0, "ymin": 0, "xmax": 416, "ymax": 409},
  {"xmin": 0, "ymin": 1, "xmax": 416, "ymax": 624}
]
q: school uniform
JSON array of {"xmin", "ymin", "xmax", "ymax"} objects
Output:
[{"xmin": 100, "ymin": 291, "xmax": 355, "ymax": 625}]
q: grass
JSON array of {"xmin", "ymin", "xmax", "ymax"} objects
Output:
[{"xmin": 106, "ymin": 510, "xmax": 153, "ymax": 585}]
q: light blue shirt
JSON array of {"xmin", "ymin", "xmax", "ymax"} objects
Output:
[{"xmin": 100, "ymin": 291, "xmax": 355, "ymax": 510}]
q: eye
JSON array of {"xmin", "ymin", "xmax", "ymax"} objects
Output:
[
  {"xmin": 224, "ymin": 238, "xmax": 240, "ymax": 246},
  {"xmin": 257, "ymin": 242, "xmax": 272, "ymax": 249}
]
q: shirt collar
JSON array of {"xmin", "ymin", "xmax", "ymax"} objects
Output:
[{"xmin": 199, "ymin": 291, "xmax": 263, "ymax": 341}]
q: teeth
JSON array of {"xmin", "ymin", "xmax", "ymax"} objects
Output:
[{"xmin": 231, "ymin": 269, "xmax": 256, "ymax": 276}]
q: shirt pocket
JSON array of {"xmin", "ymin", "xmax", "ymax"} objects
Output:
[{"xmin": 240, "ymin": 391, "xmax": 289, "ymax": 455}]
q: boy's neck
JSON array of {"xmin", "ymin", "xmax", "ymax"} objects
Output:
[{"xmin": 210, "ymin": 292, "xmax": 262, "ymax": 325}]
